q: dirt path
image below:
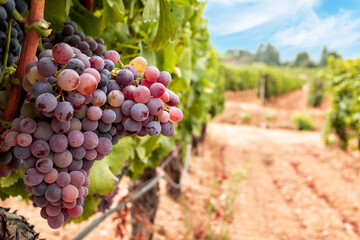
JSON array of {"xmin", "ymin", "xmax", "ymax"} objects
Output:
[{"xmin": 153, "ymin": 89, "xmax": 360, "ymax": 240}]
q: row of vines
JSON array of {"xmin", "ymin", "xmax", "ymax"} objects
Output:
[
  {"xmin": 224, "ymin": 64, "xmax": 305, "ymax": 100},
  {"xmin": 0, "ymin": 0, "xmax": 225, "ymax": 236}
]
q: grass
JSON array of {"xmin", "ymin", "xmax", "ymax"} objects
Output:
[{"xmin": 292, "ymin": 112, "xmax": 315, "ymax": 131}]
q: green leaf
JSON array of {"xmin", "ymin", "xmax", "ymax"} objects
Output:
[
  {"xmin": 88, "ymin": 161, "xmax": 117, "ymax": 195},
  {"xmin": 151, "ymin": 0, "xmax": 176, "ymax": 49},
  {"xmin": 1, "ymin": 179, "xmax": 29, "ymax": 198},
  {"xmin": 44, "ymin": 0, "xmax": 71, "ymax": 32},
  {"xmin": 106, "ymin": 137, "xmax": 132, "ymax": 175},
  {"xmin": 142, "ymin": 135, "xmax": 161, "ymax": 157},
  {"xmin": 135, "ymin": 146, "xmax": 146, "ymax": 160},
  {"xmin": 143, "ymin": 0, "xmax": 158, "ymax": 22},
  {"xmin": 0, "ymin": 171, "xmax": 21, "ymax": 188},
  {"xmin": 70, "ymin": 195, "xmax": 101, "ymax": 223}
]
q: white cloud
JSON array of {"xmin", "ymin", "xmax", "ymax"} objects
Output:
[
  {"xmin": 272, "ymin": 10, "xmax": 360, "ymax": 49},
  {"xmin": 204, "ymin": 0, "xmax": 320, "ymax": 35}
]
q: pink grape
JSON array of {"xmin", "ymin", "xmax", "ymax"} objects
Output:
[
  {"xmin": 51, "ymin": 118, "xmax": 70, "ymax": 134},
  {"xmin": 47, "ymin": 212, "xmax": 64, "ymax": 229},
  {"xmin": 31, "ymin": 140, "xmax": 50, "ymax": 158},
  {"xmin": 44, "ymin": 168, "xmax": 58, "ymax": 184},
  {"xmin": 52, "ymin": 43, "xmax": 73, "ymax": 64},
  {"xmin": 56, "ymin": 172, "xmax": 71, "ymax": 187},
  {"xmin": 150, "ymin": 83, "xmax": 165, "ymax": 97},
  {"xmin": 133, "ymin": 86, "xmax": 151, "ymax": 103},
  {"xmin": 87, "ymin": 106, "xmax": 102, "ymax": 121},
  {"xmin": 67, "ymin": 206, "xmax": 83, "ymax": 218},
  {"xmin": 130, "ymin": 103, "xmax": 149, "ymax": 122},
  {"xmin": 54, "ymin": 150, "xmax": 73, "ymax": 168},
  {"xmin": 144, "ymin": 66, "xmax": 160, "ymax": 82},
  {"xmin": 5, "ymin": 131, "xmax": 19, "ymax": 147},
  {"xmin": 169, "ymin": 107, "xmax": 183, "ymax": 122},
  {"xmin": 101, "ymin": 109, "xmax": 116, "ymax": 124},
  {"xmin": 36, "ymin": 157, "xmax": 53, "ymax": 173},
  {"xmin": 20, "ymin": 118, "xmax": 37, "ymax": 134},
  {"xmin": 146, "ymin": 98, "xmax": 164, "ymax": 115},
  {"xmin": 82, "ymin": 131, "xmax": 99, "ymax": 150},
  {"xmin": 34, "ymin": 122, "xmax": 53, "ymax": 141},
  {"xmin": 96, "ymin": 137, "xmax": 112, "ymax": 155},
  {"xmin": 90, "ymin": 56, "xmax": 105, "ymax": 71},
  {"xmin": 23, "ymin": 168, "xmax": 43, "ymax": 187},
  {"xmin": 49, "ymin": 134, "xmax": 68, "ymax": 153},
  {"xmin": 157, "ymin": 111, "xmax": 170, "ymax": 123},
  {"xmin": 58, "ymin": 69, "xmax": 80, "ymax": 91},
  {"xmin": 67, "ymin": 130, "xmax": 84, "ymax": 148},
  {"xmin": 62, "ymin": 184, "xmax": 79, "ymax": 202},
  {"xmin": 17, "ymin": 133, "xmax": 32, "ymax": 147},
  {"xmin": 84, "ymin": 68, "xmax": 101, "ymax": 83},
  {"xmin": 157, "ymin": 71, "xmax": 172, "ymax": 87},
  {"xmin": 159, "ymin": 91, "xmax": 170, "ymax": 103},
  {"xmin": 85, "ymin": 149, "xmax": 97, "ymax": 160},
  {"xmin": 104, "ymin": 50, "xmax": 120, "ymax": 65},
  {"xmin": 91, "ymin": 89, "xmax": 107, "ymax": 106},
  {"xmin": 69, "ymin": 171, "xmax": 85, "ymax": 187},
  {"xmin": 123, "ymin": 85, "xmax": 136, "ymax": 100},
  {"xmin": 46, "ymin": 205, "xmax": 61, "ymax": 217},
  {"xmin": 55, "ymin": 101, "xmax": 74, "ymax": 122},
  {"xmin": 66, "ymin": 92, "xmax": 86, "ymax": 110},
  {"xmin": 140, "ymin": 78, "xmax": 153, "ymax": 89},
  {"xmin": 77, "ymin": 73, "xmax": 97, "ymax": 95},
  {"xmin": 35, "ymin": 93, "xmax": 58, "ymax": 112},
  {"xmin": 108, "ymin": 90, "xmax": 124, "ymax": 107}
]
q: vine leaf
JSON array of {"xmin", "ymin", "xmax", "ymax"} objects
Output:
[
  {"xmin": 150, "ymin": 0, "xmax": 176, "ymax": 50},
  {"xmin": 88, "ymin": 161, "xmax": 117, "ymax": 195},
  {"xmin": 143, "ymin": 0, "xmax": 158, "ymax": 22},
  {"xmin": 106, "ymin": 137, "xmax": 131, "ymax": 175},
  {"xmin": 44, "ymin": 0, "xmax": 71, "ymax": 32},
  {"xmin": 0, "ymin": 171, "xmax": 21, "ymax": 188}
]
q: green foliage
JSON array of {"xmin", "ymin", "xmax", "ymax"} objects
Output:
[
  {"xmin": 254, "ymin": 43, "xmax": 280, "ymax": 66},
  {"xmin": 261, "ymin": 67, "xmax": 304, "ymax": 99},
  {"xmin": 292, "ymin": 112, "xmax": 314, "ymax": 131},
  {"xmin": 319, "ymin": 47, "xmax": 341, "ymax": 67},
  {"xmin": 224, "ymin": 65, "xmax": 259, "ymax": 91},
  {"xmin": 292, "ymin": 51, "xmax": 316, "ymax": 68},
  {"xmin": 224, "ymin": 43, "xmax": 280, "ymax": 66},
  {"xmin": 308, "ymin": 73, "xmax": 325, "ymax": 107},
  {"xmin": 224, "ymin": 64, "xmax": 305, "ymax": 99},
  {"xmin": 322, "ymin": 56, "xmax": 360, "ymax": 149}
]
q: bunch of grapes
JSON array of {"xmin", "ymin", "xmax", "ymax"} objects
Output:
[
  {"xmin": 3, "ymin": 40, "xmax": 182, "ymax": 228},
  {"xmin": 0, "ymin": 0, "xmax": 28, "ymax": 67},
  {"xmin": 0, "ymin": 147, "xmax": 22, "ymax": 177},
  {"xmin": 42, "ymin": 20, "xmax": 105, "ymax": 57}
]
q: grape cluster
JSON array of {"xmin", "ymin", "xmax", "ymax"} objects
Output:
[
  {"xmin": 42, "ymin": 20, "xmax": 105, "ymax": 57},
  {"xmin": 4, "ymin": 41, "xmax": 182, "ymax": 228},
  {"xmin": 0, "ymin": 147, "xmax": 22, "ymax": 177},
  {"xmin": 0, "ymin": 0, "xmax": 28, "ymax": 67}
]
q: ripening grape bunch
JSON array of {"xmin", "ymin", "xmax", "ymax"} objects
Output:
[
  {"xmin": 0, "ymin": 0, "xmax": 29, "ymax": 67},
  {"xmin": 41, "ymin": 20, "xmax": 105, "ymax": 57},
  {"xmin": 2, "ymin": 38, "xmax": 183, "ymax": 228}
]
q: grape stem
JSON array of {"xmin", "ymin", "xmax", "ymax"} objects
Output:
[
  {"xmin": 0, "ymin": 19, "xmax": 12, "ymax": 86},
  {"xmin": 0, "ymin": 0, "xmax": 46, "ymax": 149},
  {"xmin": 10, "ymin": 9, "xmax": 24, "ymax": 23}
]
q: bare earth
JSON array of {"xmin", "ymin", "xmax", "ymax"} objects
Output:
[{"xmin": 2, "ymin": 87, "xmax": 360, "ymax": 240}]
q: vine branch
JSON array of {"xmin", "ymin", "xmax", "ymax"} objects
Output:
[{"xmin": 0, "ymin": 0, "xmax": 47, "ymax": 149}]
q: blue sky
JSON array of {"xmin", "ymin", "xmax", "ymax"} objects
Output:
[{"xmin": 203, "ymin": 0, "xmax": 360, "ymax": 62}]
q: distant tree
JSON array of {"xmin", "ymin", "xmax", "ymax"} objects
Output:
[
  {"xmin": 254, "ymin": 43, "xmax": 280, "ymax": 65},
  {"xmin": 293, "ymin": 51, "xmax": 316, "ymax": 68},
  {"xmin": 319, "ymin": 47, "xmax": 341, "ymax": 66},
  {"xmin": 224, "ymin": 49, "xmax": 254, "ymax": 64}
]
